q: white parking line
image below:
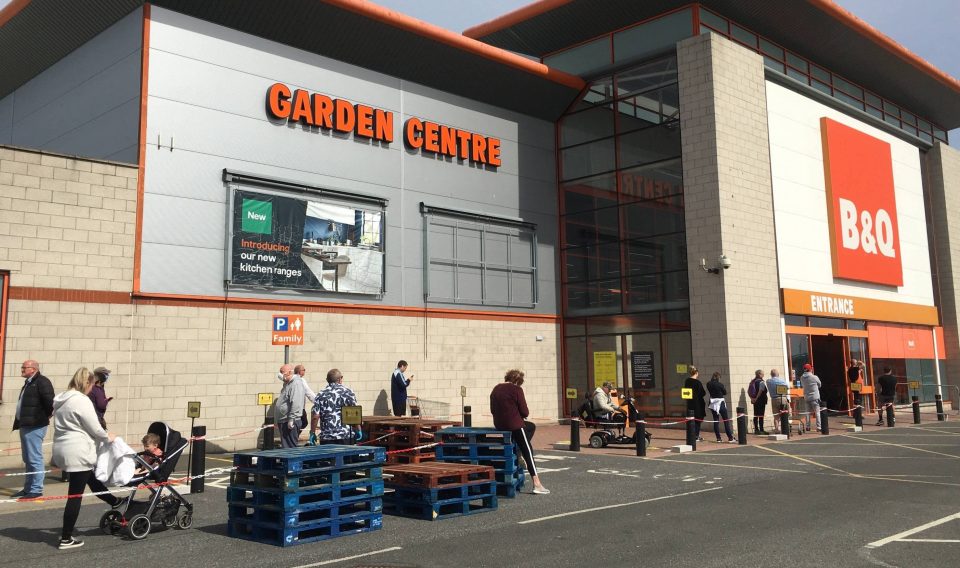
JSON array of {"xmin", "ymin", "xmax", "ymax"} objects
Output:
[
  {"xmin": 866, "ymin": 513, "xmax": 960, "ymax": 548},
  {"xmin": 290, "ymin": 546, "xmax": 402, "ymax": 568},
  {"xmin": 518, "ymin": 487, "xmax": 722, "ymax": 525}
]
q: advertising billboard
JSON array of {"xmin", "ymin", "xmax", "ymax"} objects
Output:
[{"xmin": 230, "ymin": 189, "xmax": 384, "ymax": 295}]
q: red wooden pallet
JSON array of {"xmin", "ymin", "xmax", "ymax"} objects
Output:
[{"xmin": 383, "ymin": 462, "xmax": 494, "ymax": 489}]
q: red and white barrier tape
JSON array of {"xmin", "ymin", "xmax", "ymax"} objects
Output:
[{"xmin": 385, "ymin": 442, "xmax": 440, "ymax": 456}]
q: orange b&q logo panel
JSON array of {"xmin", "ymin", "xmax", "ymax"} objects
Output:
[{"xmin": 820, "ymin": 118, "xmax": 903, "ymax": 287}]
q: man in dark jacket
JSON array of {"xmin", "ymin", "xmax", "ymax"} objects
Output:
[
  {"xmin": 390, "ymin": 360, "xmax": 414, "ymax": 417},
  {"xmin": 12, "ymin": 359, "xmax": 55, "ymax": 498}
]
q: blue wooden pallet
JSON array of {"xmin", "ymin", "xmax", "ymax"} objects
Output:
[
  {"xmin": 230, "ymin": 466, "xmax": 383, "ymax": 492},
  {"xmin": 497, "ymin": 472, "xmax": 526, "ymax": 498},
  {"xmin": 385, "ymin": 480, "xmax": 496, "ymax": 504},
  {"xmin": 227, "ymin": 477, "xmax": 384, "ymax": 509},
  {"xmin": 229, "ymin": 497, "xmax": 383, "ymax": 528},
  {"xmin": 436, "ymin": 454, "xmax": 519, "ymax": 474},
  {"xmin": 435, "ymin": 428, "xmax": 512, "ymax": 445},
  {"xmin": 227, "ymin": 512, "xmax": 382, "ymax": 546},
  {"xmin": 435, "ymin": 443, "xmax": 514, "ymax": 460},
  {"xmin": 233, "ymin": 446, "xmax": 385, "ymax": 474},
  {"xmin": 383, "ymin": 493, "xmax": 497, "ymax": 520}
]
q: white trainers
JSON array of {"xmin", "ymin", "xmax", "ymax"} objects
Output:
[
  {"xmin": 532, "ymin": 486, "xmax": 551, "ymax": 495},
  {"xmin": 58, "ymin": 538, "xmax": 84, "ymax": 550}
]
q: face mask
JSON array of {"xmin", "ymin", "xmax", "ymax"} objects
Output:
[{"xmin": 277, "ymin": 372, "xmax": 284, "ymax": 381}]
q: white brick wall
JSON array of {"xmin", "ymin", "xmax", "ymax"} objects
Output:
[{"xmin": 677, "ymin": 33, "xmax": 786, "ymax": 404}]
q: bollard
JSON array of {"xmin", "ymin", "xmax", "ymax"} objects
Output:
[
  {"xmin": 190, "ymin": 425, "xmax": 206, "ymax": 494},
  {"xmin": 263, "ymin": 415, "xmax": 275, "ymax": 450},
  {"xmin": 569, "ymin": 417, "xmax": 580, "ymax": 452},
  {"xmin": 411, "ymin": 406, "xmax": 421, "ymax": 417},
  {"xmin": 686, "ymin": 410, "xmax": 696, "ymax": 451},
  {"xmin": 736, "ymin": 407, "xmax": 747, "ymax": 445},
  {"xmin": 820, "ymin": 405, "xmax": 829, "ymax": 435},
  {"xmin": 935, "ymin": 394, "xmax": 946, "ymax": 421},
  {"xmin": 463, "ymin": 405, "xmax": 472, "ymax": 427},
  {"xmin": 912, "ymin": 396, "xmax": 921, "ymax": 424},
  {"xmin": 635, "ymin": 414, "xmax": 646, "ymax": 457},
  {"xmin": 886, "ymin": 403, "xmax": 895, "ymax": 427},
  {"xmin": 854, "ymin": 405, "xmax": 863, "ymax": 428}
]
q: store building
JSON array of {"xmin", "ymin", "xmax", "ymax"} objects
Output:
[{"xmin": 1, "ymin": 0, "xmax": 959, "ymax": 459}]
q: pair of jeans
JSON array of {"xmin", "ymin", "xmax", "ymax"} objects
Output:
[
  {"xmin": 19, "ymin": 425, "xmax": 47, "ymax": 494},
  {"xmin": 711, "ymin": 401, "xmax": 734, "ymax": 441},
  {"xmin": 807, "ymin": 398, "xmax": 822, "ymax": 431}
]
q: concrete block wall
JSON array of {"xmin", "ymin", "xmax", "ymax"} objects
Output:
[
  {"xmin": 924, "ymin": 143, "xmax": 960, "ymax": 395},
  {"xmin": 0, "ymin": 146, "xmax": 559, "ymax": 467},
  {"xmin": 677, "ymin": 33, "xmax": 785, "ymax": 406}
]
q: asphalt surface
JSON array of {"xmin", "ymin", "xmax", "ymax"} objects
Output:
[{"xmin": 1, "ymin": 422, "xmax": 958, "ymax": 568}]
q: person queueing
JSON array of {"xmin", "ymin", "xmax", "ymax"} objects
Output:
[
  {"xmin": 52, "ymin": 367, "xmax": 125, "ymax": 550},
  {"xmin": 800, "ymin": 363, "xmax": 823, "ymax": 431},
  {"xmin": 848, "ymin": 359, "xmax": 864, "ymax": 413},
  {"xmin": 748, "ymin": 369, "xmax": 769, "ymax": 435},
  {"xmin": 767, "ymin": 369, "xmax": 791, "ymax": 428},
  {"xmin": 88, "ymin": 366, "xmax": 113, "ymax": 429},
  {"xmin": 876, "ymin": 366, "xmax": 898, "ymax": 425},
  {"xmin": 490, "ymin": 369, "xmax": 550, "ymax": 495},
  {"xmin": 390, "ymin": 360, "xmax": 414, "ymax": 417},
  {"xmin": 706, "ymin": 371, "xmax": 736, "ymax": 443},
  {"xmin": 275, "ymin": 364, "xmax": 305, "ymax": 448},
  {"xmin": 313, "ymin": 369, "xmax": 360, "ymax": 445},
  {"xmin": 12, "ymin": 359, "xmax": 55, "ymax": 499},
  {"xmin": 683, "ymin": 366, "xmax": 707, "ymax": 442}
]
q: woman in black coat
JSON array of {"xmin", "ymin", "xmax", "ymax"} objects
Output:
[{"xmin": 683, "ymin": 366, "xmax": 707, "ymax": 441}]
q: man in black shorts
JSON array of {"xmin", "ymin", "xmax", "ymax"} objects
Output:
[{"xmin": 876, "ymin": 366, "xmax": 897, "ymax": 425}]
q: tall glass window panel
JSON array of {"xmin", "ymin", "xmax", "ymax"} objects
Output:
[
  {"xmin": 615, "ymin": 56, "xmax": 678, "ymax": 98},
  {"xmin": 617, "ymin": 83, "xmax": 680, "ymax": 132},
  {"xmin": 562, "ymin": 173, "xmax": 617, "ymax": 214},
  {"xmin": 613, "ymin": 9, "xmax": 692, "ymax": 64},
  {"xmin": 561, "ymin": 137, "xmax": 616, "ymax": 181},
  {"xmin": 563, "ymin": 205, "xmax": 619, "ymax": 248},
  {"xmin": 627, "ymin": 332, "xmax": 663, "ymax": 415},
  {"xmin": 571, "ymin": 77, "xmax": 615, "ymax": 113},
  {"xmin": 565, "ymin": 336, "xmax": 591, "ymax": 403},
  {"xmin": 561, "ymin": 104, "xmax": 615, "ymax": 148},
  {"xmin": 564, "ymin": 242, "xmax": 622, "ymax": 283},
  {"xmin": 788, "ymin": 334, "xmax": 810, "ymax": 378},
  {"xmin": 619, "ymin": 159, "xmax": 683, "ymax": 204},
  {"xmin": 566, "ymin": 279, "xmax": 623, "ymax": 314},
  {"xmin": 618, "ymin": 122, "xmax": 682, "ymax": 170},
  {"xmin": 624, "ymin": 233, "xmax": 687, "ymax": 275},
  {"xmin": 626, "ymin": 270, "xmax": 688, "ymax": 308},
  {"xmin": 699, "ymin": 9, "xmax": 727, "ymax": 33},
  {"xmin": 544, "ymin": 36, "xmax": 611, "ymax": 76},
  {"xmin": 663, "ymin": 331, "xmax": 693, "ymax": 415},
  {"xmin": 622, "ymin": 196, "xmax": 685, "ymax": 239}
]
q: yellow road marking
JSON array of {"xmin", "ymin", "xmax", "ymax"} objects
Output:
[
  {"xmin": 208, "ymin": 456, "xmax": 234, "ymax": 463},
  {"xmin": 757, "ymin": 444, "xmax": 860, "ymax": 476}
]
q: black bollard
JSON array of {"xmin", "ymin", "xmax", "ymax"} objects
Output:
[
  {"xmin": 854, "ymin": 405, "xmax": 863, "ymax": 428},
  {"xmin": 569, "ymin": 418, "xmax": 580, "ymax": 452},
  {"xmin": 463, "ymin": 405, "xmax": 472, "ymax": 427},
  {"xmin": 935, "ymin": 394, "xmax": 946, "ymax": 422},
  {"xmin": 635, "ymin": 414, "xmax": 646, "ymax": 457},
  {"xmin": 263, "ymin": 415, "xmax": 275, "ymax": 450},
  {"xmin": 912, "ymin": 396, "xmax": 921, "ymax": 424},
  {"xmin": 886, "ymin": 403, "xmax": 895, "ymax": 427},
  {"xmin": 686, "ymin": 410, "xmax": 697, "ymax": 451},
  {"xmin": 190, "ymin": 425, "xmax": 206, "ymax": 494},
  {"xmin": 820, "ymin": 404, "xmax": 829, "ymax": 435},
  {"xmin": 780, "ymin": 402, "xmax": 790, "ymax": 437},
  {"xmin": 736, "ymin": 407, "xmax": 747, "ymax": 445}
]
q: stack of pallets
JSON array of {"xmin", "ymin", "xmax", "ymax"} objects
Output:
[
  {"xmin": 434, "ymin": 427, "xmax": 526, "ymax": 497},
  {"xmin": 382, "ymin": 462, "xmax": 497, "ymax": 520},
  {"xmin": 363, "ymin": 417, "xmax": 459, "ymax": 464},
  {"xmin": 226, "ymin": 445, "xmax": 385, "ymax": 546}
]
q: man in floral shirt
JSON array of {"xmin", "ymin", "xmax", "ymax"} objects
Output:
[{"xmin": 312, "ymin": 368, "xmax": 359, "ymax": 445}]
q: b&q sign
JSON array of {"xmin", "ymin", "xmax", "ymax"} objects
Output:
[
  {"xmin": 265, "ymin": 83, "xmax": 501, "ymax": 167},
  {"xmin": 820, "ymin": 118, "xmax": 903, "ymax": 287}
]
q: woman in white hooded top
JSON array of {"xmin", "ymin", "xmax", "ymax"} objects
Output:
[{"xmin": 52, "ymin": 367, "xmax": 123, "ymax": 550}]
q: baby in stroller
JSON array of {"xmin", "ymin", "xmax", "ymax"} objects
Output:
[{"xmin": 100, "ymin": 422, "xmax": 194, "ymax": 540}]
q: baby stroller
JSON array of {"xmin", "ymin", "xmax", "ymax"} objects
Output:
[{"xmin": 99, "ymin": 422, "xmax": 195, "ymax": 540}]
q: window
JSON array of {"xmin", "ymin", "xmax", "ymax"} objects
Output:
[
  {"xmin": 422, "ymin": 205, "xmax": 537, "ymax": 308},
  {"xmin": 543, "ymin": 36, "xmax": 611, "ymax": 76}
]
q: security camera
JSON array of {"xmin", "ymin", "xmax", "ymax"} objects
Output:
[{"xmin": 719, "ymin": 255, "xmax": 731, "ymax": 270}]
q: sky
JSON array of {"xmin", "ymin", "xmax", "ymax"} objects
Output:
[{"xmin": 0, "ymin": 0, "xmax": 957, "ymax": 140}]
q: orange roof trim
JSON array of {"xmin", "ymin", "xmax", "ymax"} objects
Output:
[
  {"xmin": 808, "ymin": 0, "xmax": 960, "ymax": 94},
  {"xmin": 323, "ymin": 0, "xmax": 584, "ymax": 91},
  {"xmin": 0, "ymin": 0, "xmax": 31, "ymax": 28},
  {"xmin": 463, "ymin": 0, "xmax": 573, "ymax": 40}
]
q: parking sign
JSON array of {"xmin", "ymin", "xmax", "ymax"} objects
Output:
[{"xmin": 272, "ymin": 314, "xmax": 304, "ymax": 345}]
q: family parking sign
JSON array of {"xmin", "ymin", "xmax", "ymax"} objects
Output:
[{"xmin": 272, "ymin": 314, "xmax": 304, "ymax": 346}]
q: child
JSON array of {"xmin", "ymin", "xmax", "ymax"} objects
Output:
[{"xmin": 135, "ymin": 433, "xmax": 163, "ymax": 475}]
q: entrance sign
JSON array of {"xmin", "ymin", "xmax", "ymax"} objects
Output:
[
  {"xmin": 593, "ymin": 351, "xmax": 617, "ymax": 388},
  {"xmin": 630, "ymin": 351, "xmax": 656, "ymax": 390},
  {"xmin": 781, "ymin": 289, "xmax": 938, "ymax": 326},
  {"xmin": 272, "ymin": 314, "xmax": 304, "ymax": 346},
  {"xmin": 820, "ymin": 118, "xmax": 903, "ymax": 286}
]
